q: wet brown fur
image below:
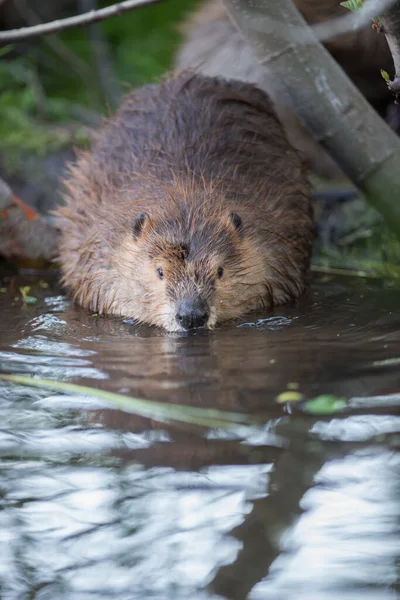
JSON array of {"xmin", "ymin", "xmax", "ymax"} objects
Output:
[
  {"xmin": 55, "ymin": 72, "xmax": 313, "ymax": 331},
  {"xmin": 176, "ymin": 1, "xmax": 393, "ymax": 179}
]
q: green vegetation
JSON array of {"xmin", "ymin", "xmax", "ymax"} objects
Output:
[
  {"xmin": 0, "ymin": 48, "xmax": 88, "ymax": 169},
  {"xmin": 0, "ymin": 0, "xmax": 199, "ymax": 167},
  {"xmin": 310, "ymin": 175, "xmax": 400, "ymax": 280},
  {"xmin": 340, "ymin": 0, "xmax": 364, "ymax": 11},
  {"xmin": 313, "ymin": 204, "xmax": 400, "ymax": 281},
  {"xmin": 56, "ymin": 0, "xmax": 200, "ymax": 104},
  {"xmin": 303, "ymin": 395, "xmax": 347, "ymax": 415}
]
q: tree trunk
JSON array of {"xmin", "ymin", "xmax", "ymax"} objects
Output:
[{"xmin": 222, "ymin": 0, "xmax": 400, "ymax": 236}]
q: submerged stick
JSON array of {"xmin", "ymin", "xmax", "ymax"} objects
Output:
[{"xmin": 0, "ymin": 374, "xmax": 255, "ymax": 429}]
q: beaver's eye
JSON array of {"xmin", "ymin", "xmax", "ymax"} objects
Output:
[
  {"xmin": 157, "ymin": 268, "xmax": 164, "ymax": 280},
  {"xmin": 217, "ymin": 267, "xmax": 224, "ymax": 279}
]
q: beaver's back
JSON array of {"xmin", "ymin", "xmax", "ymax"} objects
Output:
[{"xmin": 89, "ymin": 72, "xmax": 305, "ymax": 208}]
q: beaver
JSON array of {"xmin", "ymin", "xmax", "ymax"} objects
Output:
[
  {"xmin": 175, "ymin": 0, "xmax": 394, "ymax": 179},
  {"xmin": 55, "ymin": 72, "xmax": 313, "ymax": 332}
]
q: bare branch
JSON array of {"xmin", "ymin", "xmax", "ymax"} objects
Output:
[{"xmin": 0, "ymin": 0, "xmax": 163, "ymax": 42}]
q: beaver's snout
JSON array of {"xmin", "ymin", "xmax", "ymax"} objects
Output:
[{"xmin": 176, "ymin": 296, "xmax": 209, "ymax": 330}]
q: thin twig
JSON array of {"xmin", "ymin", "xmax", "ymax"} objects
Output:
[{"xmin": 0, "ymin": 0, "xmax": 163, "ymax": 42}]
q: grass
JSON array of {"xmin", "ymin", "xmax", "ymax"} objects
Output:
[
  {"xmin": 311, "ymin": 182, "xmax": 400, "ymax": 279},
  {"xmin": 313, "ymin": 222, "xmax": 400, "ymax": 281}
]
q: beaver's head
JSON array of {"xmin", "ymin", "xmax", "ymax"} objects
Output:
[{"xmin": 114, "ymin": 201, "xmax": 268, "ymax": 332}]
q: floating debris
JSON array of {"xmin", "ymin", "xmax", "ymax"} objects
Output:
[
  {"xmin": 276, "ymin": 391, "xmax": 304, "ymax": 404},
  {"xmin": 19, "ymin": 286, "xmax": 37, "ymax": 305},
  {"xmin": 303, "ymin": 394, "xmax": 347, "ymax": 415}
]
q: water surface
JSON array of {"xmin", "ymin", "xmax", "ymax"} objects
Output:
[{"xmin": 0, "ymin": 272, "xmax": 399, "ymax": 600}]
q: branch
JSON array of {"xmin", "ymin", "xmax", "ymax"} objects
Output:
[
  {"xmin": 222, "ymin": 0, "xmax": 396, "ymax": 44},
  {"xmin": 0, "ymin": 0, "xmax": 395, "ymax": 49},
  {"xmin": 312, "ymin": 0, "xmax": 396, "ymax": 44},
  {"xmin": 380, "ymin": 2, "xmax": 400, "ymax": 96},
  {"xmin": 222, "ymin": 0, "xmax": 400, "ymax": 236},
  {"xmin": 0, "ymin": 0, "xmax": 163, "ymax": 42},
  {"xmin": 220, "ymin": 0, "xmax": 397, "ymax": 47}
]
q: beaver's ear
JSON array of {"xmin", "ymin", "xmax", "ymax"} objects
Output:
[
  {"xmin": 228, "ymin": 212, "xmax": 243, "ymax": 234},
  {"xmin": 132, "ymin": 212, "xmax": 150, "ymax": 240}
]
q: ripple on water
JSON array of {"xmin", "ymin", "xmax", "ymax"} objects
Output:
[{"xmin": 237, "ymin": 316, "xmax": 293, "ymax": 330}]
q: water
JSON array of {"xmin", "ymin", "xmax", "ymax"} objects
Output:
[{"xmin": 0, "ymin": 272, "xmax": 399, "ymax": 600}]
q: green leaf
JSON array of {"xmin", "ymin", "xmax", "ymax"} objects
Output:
[
  {"xmin": 276, "ymin": 391, "xmax": 304, "ymax": 404},
  {"xmin": 381, "ymin": 70, "xmax": 391, "ymax": 84},
  {"xmin": 18, "ymin": 286, "xmax": 37, "ymax": 305},
  {"xmin": 340, "ymin": 0, "xmax": 364, "ymax": 12},
  {"xmin": 303, "ymin": 395, "xmax": 347, "ymax": 415}
]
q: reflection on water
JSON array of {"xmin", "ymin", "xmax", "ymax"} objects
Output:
[{"xmin": 0, "ymin": 273, "xmax": 399, "ymax": 600}]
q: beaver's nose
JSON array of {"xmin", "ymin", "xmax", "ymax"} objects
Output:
[{"xmin": 176, "ymin": 297, "xmax": 209, "ymax": 330}]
